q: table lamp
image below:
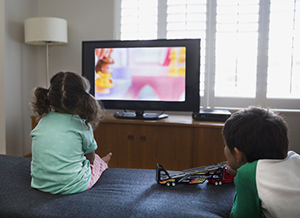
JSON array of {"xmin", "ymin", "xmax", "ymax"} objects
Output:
[{"xmin": 24, "ymin": 17, "xmax": 68, "ymax": 87}]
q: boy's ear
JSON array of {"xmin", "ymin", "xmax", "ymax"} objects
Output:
[{"xmin": 234, "ymin": 147, "xmax": 247, "ymax": 163}]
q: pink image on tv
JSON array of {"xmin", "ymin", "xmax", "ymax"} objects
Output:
[{"xmin": 94, "ymin": 46, "xmax": 186, "ymax": 102}]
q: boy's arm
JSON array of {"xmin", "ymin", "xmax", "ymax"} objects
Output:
[{"xmin": 231, "ymin": 161, "xmax": 262, "ymax": 218}]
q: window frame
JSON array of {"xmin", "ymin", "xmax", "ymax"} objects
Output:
[{"xmin": 114, "ymin": 0, "xmax": 300, "ymax": 111}]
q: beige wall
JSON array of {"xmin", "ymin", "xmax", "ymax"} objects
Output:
[
  {"xmin": 282, "ymin": 112, "xmax": 300, "ymax": 153},
  {"xmin": 35, "ymin": 0, "xmax": 115, "ymax": 85},
  {"xmin": 4, "ymin": 0, "xmax": 38, "ymax": 156},
  {"xmin": 1, "ymin": 0, "xmax": 114, "ymax": 156},
  {"xmin": 0, "ymin": 0, "xmax": 6, "ymax": 154}
]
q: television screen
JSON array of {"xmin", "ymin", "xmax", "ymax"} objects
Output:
[
  {"xmin": 94, "ymin": 46, "xmax": 186, "ymax": 102},
  {"xmin": 82, "ymin": 39, "xmax": 200, "ymax": 119}
]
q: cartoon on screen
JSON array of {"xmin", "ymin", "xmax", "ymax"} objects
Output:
[{"xmin": 94, "ymin": 46, "xmax": 186, "ymax": 101}]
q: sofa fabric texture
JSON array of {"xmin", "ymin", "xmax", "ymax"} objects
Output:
[{"xmin": 0, "ymin": 154, "xmax": 235, "ymax": 218}]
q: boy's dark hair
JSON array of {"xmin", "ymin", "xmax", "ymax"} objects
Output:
[
  {"xmin": 30, "ymin": 71, "xmax": 103, "ymax": 129},
  {"xmin": 222, "ymin": 106, "xmax": 288, "ymax": 162}
]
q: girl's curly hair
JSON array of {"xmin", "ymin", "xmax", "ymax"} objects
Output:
[{"xmin": 30, "ymin": 71, "xmax": 104, "ymax": 129}]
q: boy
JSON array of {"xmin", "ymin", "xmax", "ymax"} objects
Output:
[{"xmin": 222, "ymin": 106, "xmax": 300, "ymax": 217}]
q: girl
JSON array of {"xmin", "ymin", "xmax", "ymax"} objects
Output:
[{"xmin": 30, "ymin": 71, "xmax": 112, "ymax": 195}]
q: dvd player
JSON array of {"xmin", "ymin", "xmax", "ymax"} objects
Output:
[{"xmin": 192, "ymin": 109, "xmax": 231, "ymax": 122}]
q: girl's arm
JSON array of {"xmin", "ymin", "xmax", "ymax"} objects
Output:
[{"xmin": 85, "ymin": 151, "xmax": 95, "ymax": 165}]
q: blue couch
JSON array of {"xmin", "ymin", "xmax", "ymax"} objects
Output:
[{"xmin": 0, "ymin": 154, "xmax": 235, "ymax": 218}]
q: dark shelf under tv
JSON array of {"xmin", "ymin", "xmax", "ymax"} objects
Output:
[
  {"xmin": 113, "ymin": 110, "xmax": 169, "ymax": 120},
  {"xmin": 31, "ymin": 114, "xmax": 227, "ymax": 170}
]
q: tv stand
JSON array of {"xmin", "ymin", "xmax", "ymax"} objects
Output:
[
  {"xmin": 113, "ymin": 110, "xmax": 169, "ymax": 120},
  {"xmin": 31, "ymin": 113, "xmax": 227, "ymax": 170}
]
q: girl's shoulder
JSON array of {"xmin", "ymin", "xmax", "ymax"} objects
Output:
[
  {"xmin": 42, "ymin": 112, "xmax": 85, "ymax": 127},
  {"xmin": 45, "ymin": 112, "xmax": 79, "ymax": 119}
]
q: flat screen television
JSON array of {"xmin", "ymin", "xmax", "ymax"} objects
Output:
[{"xmin": 82, "ymin": 38, "xmax": 200, "ymax": 120}]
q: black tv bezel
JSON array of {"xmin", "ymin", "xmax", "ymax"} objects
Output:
[{"xmin": 82, "ymin": 38, "xmax": 200, "ymax": 113}]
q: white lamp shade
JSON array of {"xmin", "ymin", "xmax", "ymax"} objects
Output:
[{"xmin": 24, "ymin": 17, "xmax": 68, "ymax": 45}]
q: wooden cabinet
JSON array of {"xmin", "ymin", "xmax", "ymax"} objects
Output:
[
  {"xmin": 193, "ymin": 127, "xmax": 226, "ymax": 167},
  {"xmin": 31, "ymin": 113, "xmax": 226, "ymax": 170},
  {"xmin": 93, "ymin": 113, "xmax": 226, "ymax": 170}
]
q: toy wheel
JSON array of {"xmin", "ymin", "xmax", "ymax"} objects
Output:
[
  {"xmin": 218, "ymin": 181, "xmax": 222, "ymax": 186},
  {"xmin": 214, "ymin": 181, "xmax": 219, "ymax": 186},
  {"xmin": 172, "ymin": 182, "xmax": 176, "ymax": 187},
  {"xmin": 166, "ymin": 182, "xmax": 170, "ymax": 187}
]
